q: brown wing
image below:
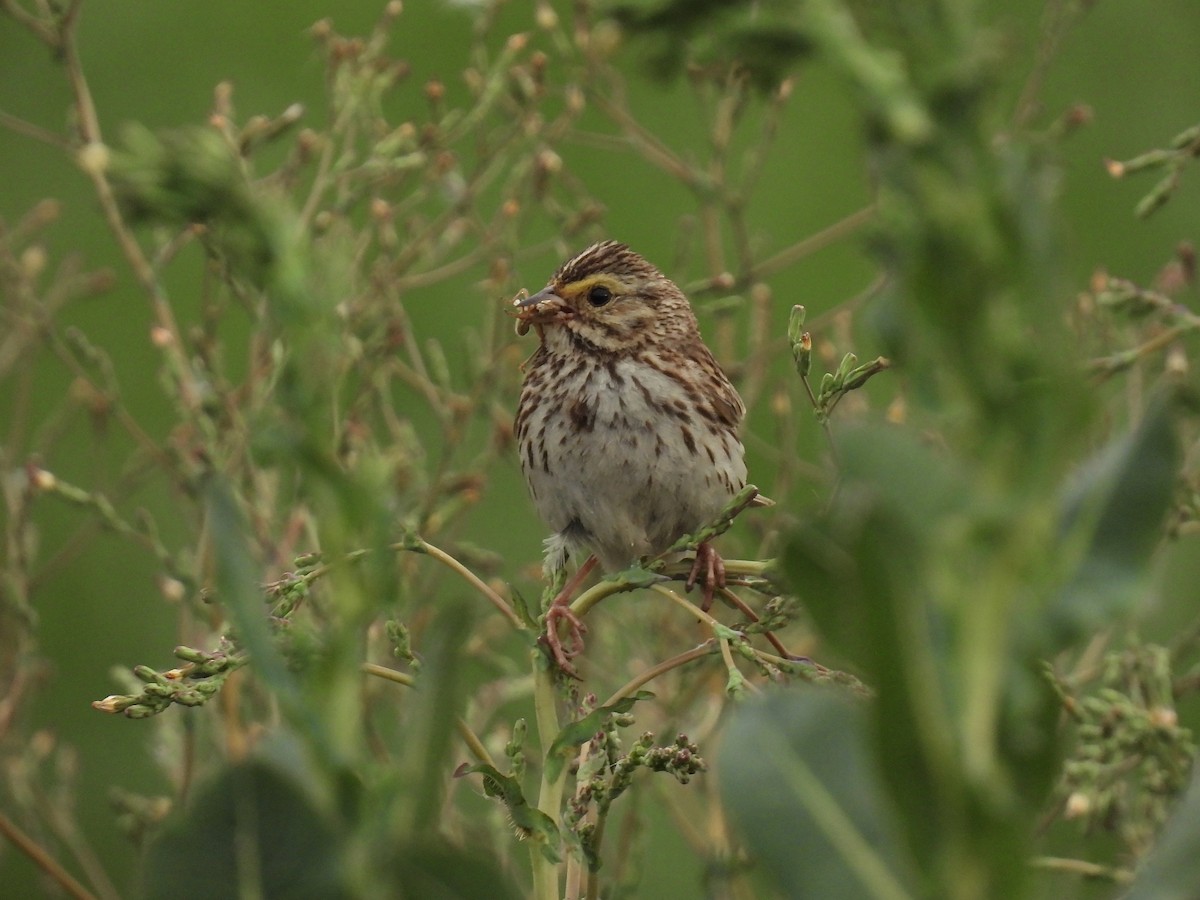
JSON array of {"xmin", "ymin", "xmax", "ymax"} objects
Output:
[{"xmin": 694, "ymin": 344, "xmax": 745, "ymax": 431}]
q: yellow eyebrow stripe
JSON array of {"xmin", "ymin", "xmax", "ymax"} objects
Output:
[{"xmin": 560, "ymin": 272, "xmax": 623, "ymax": 299}]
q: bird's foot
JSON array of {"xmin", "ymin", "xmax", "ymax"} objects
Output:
[
  {"xmin": 542, "ymin": 599, "xmax": 588, "ymax": 679},
  {"xmin": 685, "ymin": 541, "xmax": 726, "ymax": 612},
  {"xmin": 539, "ymin": 554, "xmax": 597, "ymax": 679}
]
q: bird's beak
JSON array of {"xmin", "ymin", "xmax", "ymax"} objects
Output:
[{"xmin": 513, "ymin": 286, "xmax": 569, "ymax": 326}]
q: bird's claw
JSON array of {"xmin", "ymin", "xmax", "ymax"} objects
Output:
[
  {"xmin": 543, "ymin": 601, "xmax": 587, "ymax": 679},
  {"xmin": 685, "ymin": 542, "xmax": 726, "ymax": 612}
]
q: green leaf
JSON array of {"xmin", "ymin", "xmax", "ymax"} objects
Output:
[
  {"xmin": 606, "ymin": 564, "xmax": 665, "ymax": 590},
  {"xmin": 783, "ymin": 423, "xmax": 1045, "ymax": 890},
  {"xmin": 718, "ymin": 689, "xmax": 914, "ymax": 900},
  {"xmin": 782, "ymin": 424, "xmax": 955, "ymax": 679},
  {"xmin": 544, "ymin": 691, "xmax": 656, "ymax": 781},
  {"xmin": 140, "ymin": 760, "xmax": 351, "ymax": 900},
  {"xmin": 508, "ymin": 586, "xmax": 539, "ymax": 630},
  {"xmin": 454, "ymin": 764, "xmax": 560, "ymax": 861},
  {"xmin": 785, "ymin": 494, "xmax": 950, "ymax": 874},
  {"xmin": 1047, "ymin": 394, "xmax": 1179, "ymax": 650},
  {"xmin": 609, "ymin": 0, "xmax": 814, "ymax": 89}
]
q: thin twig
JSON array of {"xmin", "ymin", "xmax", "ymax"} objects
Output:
[
  {"xmin": 57, "ymin": 7, "xmax": 200, "ymax": 410},
  {"xmin": 600, "ymin": 643, "xmax": 719, "ymax": 708},
  {"xmin": 0, "ymin": 108, "xmax": 70, "ymax": 149},
  {"xmin": 361, "ymin": 663, "xmax": 498, "ymax": 768},
  {"xmin": 1028, "ymin": 856, "xmax": 1133, "ymax": 884},
  {"xmin": 0, "ymin": 0, "xmax": 58, "ymax": 45},
  {"xmin": 0, "ymin": 812, "xmax": 98, "ymax": 900},
  {"xmin": 413, "ymin": 539, "xmax": 523, "ymax": 629},
  {"xmin": 749, "ymin": 204, "xmax": 876, "ymax": 283}
]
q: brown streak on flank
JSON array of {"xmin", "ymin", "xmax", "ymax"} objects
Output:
[
  {"xmin": 694, "ymin": 402, "xmax": 719, "ymax": 426},
  {"xmin": 644, "ymin": 351, "xmax": 702, "ymax": 402},
  {"xmin": 645, "ymin": 346, "xmax": 743, "ymax": 430},
  {"xmin": 679, "ymin": 424, "xmax": 697, "ymax": 454},
  {"xmin": 514, "ymin": 397, "xmax": 531, "ymax": 435}
]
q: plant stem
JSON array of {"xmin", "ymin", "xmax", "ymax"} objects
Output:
[{"xmin": 531, "ymin": 657, "xmax": 564, "ymax": 900}]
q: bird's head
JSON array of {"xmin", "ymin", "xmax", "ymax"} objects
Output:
[{"xmin": 513, "ymin": 241, "xmax": 697, "ymax": 352}]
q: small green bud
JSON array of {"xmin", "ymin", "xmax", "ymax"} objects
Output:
[
  {"xmin": 834, "ymin": 352, "xmax": 858, "ymax": 384},
  {"xmin": 788, "ymin": 304, "xmax": 806, "ymax": 339},
  {"xmin": 1169, "ymin": 123, "xmax": 1200, "ymax": 150},
  {"xmin": 1135, "ymin": 174, "xmax": 1177, "ymax": 219}
]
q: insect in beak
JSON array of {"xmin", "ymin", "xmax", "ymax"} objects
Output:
[{"xmin": 511, "ymin": 286, "xmax": 567, "ymax": 336}]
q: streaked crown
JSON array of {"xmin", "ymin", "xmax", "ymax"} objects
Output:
[
  {"xmin": 552, "ymin": 240, "xmax": 660, "ymax": 285},
  {"xmin": 524, "ymin": 241, "xmax": 698, "ymax": 353}
]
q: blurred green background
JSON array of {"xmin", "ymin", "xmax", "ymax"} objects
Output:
[{"xmin": 3, "ymin": 0, "xmax": 1200, "ymax": 895}]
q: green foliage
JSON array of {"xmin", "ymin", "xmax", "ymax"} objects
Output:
[
  {"xmin": 1049, "ymin": 396, "xmax": 1181, "ymax": 648},
  {"xmin": 1126, "ymin": 768, "xmax": 1200, "ymax": 900},
  {"xmin": 454, "ymin": 763, "xmax": 562, "ymax": 860},
  {"xmin": 720, "ymin": 689, "xmax": 915, "ymax": 899},
  {"xmin": 608, "ymin": 0, "xmax": 814, "ymax": 88},
  {"xmin": 1105, "ymin": 122, "xmax": 1200, "ymax": 219},
  {"xmin": 711, "ymin": 1, "xmax": 1197, "ymax": 898},
  {"xmin": 141, "ymin": 755, "xmax": 522, "ymax": 900},
  {"xmin": 544, "ymin": 691, "xmax": 655, "ymax": 781},
  {"xmin": 3, "ymin": 1, "xmax": 1200, "ymax": 899},
  {"xmin": 1049, "ymin": 643, "xmax": 1195, "ymax": 860},
  {"xmin": 140, "ymin": 760, "xmax": 353, "ymax": 900}
]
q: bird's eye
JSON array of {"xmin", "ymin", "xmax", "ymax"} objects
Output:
[{"xmin": 587, "ymin": 285, "xmax": 612, "ymax": 307}]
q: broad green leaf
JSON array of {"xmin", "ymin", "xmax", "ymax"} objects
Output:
[
  {"xmin": 718, "ymin": 689, "xmax": 914, "ymax": 900},
  {"xmin": 140, "ymin": 760, "xmax": 351, "ymax": 900},
  {"xmin": 832, "ymin": 422, "xmax": 967, "ymax": 538},
  {"xmin": 1047, "ymin": 394, "xmax": 1179, "ymax": 650},
  {"xmin": 786, "ymin": 495, "xmax": 953, "ymax": 878},
  {"xmin": 784, "ymin": 422, "xmax": 1048, "ymax": 894},
  {"xmin": 782, "ymin": 423, "xmax": 960, "ymax": 670}
]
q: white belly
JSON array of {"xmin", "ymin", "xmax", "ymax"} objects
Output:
[{"xmin": 519, "ymin": 354, "xmax": 746, "ymax": 571}]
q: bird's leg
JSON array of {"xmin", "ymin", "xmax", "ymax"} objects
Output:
[
  {"xmin": 685, "ymin": 541, "xmax": 726, "ymax": 612},
  {"xmin": 542, "ymin": 554, "xmax": 598, "ymax": 678}
]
